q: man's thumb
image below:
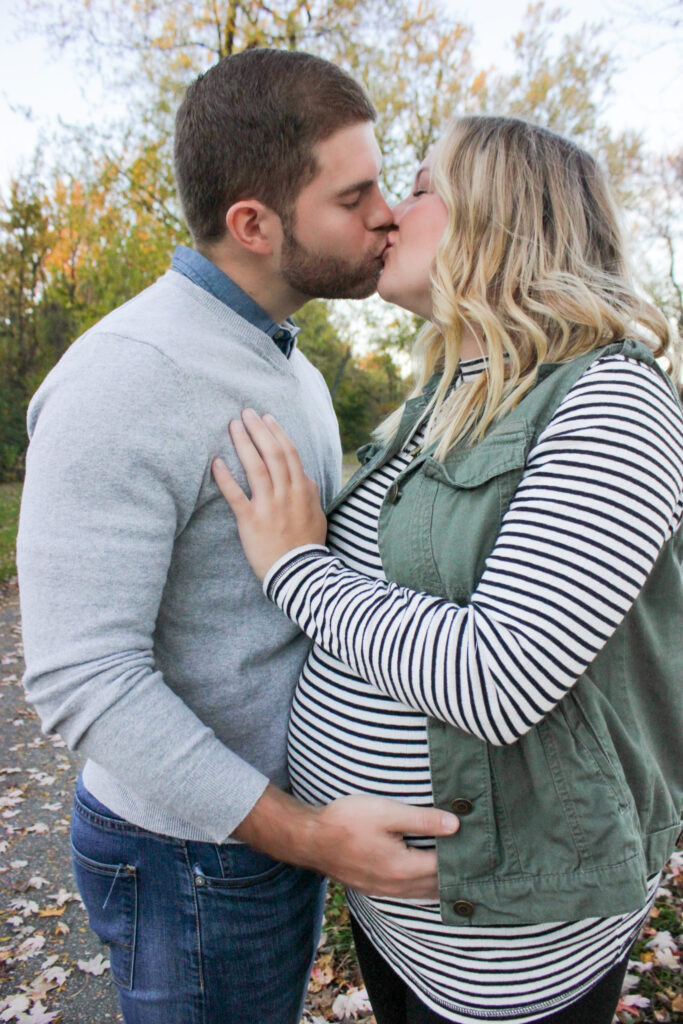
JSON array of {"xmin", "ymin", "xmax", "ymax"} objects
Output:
[{"xmin": 402, "ymin": 805, "xmax": 459, "ymax": 836}]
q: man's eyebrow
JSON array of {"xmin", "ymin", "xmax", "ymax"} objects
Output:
[{"xmin": 334, "ymin": 179, "xmax": 376, "ymax": 199}]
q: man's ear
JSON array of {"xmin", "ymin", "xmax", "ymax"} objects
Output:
[{"xmin": 225, "ymin": 200, "xmax": 282, "ymax": 255}]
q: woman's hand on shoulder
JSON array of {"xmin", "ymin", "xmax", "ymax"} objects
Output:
[{"xmin": 212, "ymin": 409, "xmax": 327, "ymax": 581}]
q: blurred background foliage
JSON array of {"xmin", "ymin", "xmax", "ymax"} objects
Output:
[{"xmin": 0, "ymin": 0, "xmax": 681, "ymax": 479}]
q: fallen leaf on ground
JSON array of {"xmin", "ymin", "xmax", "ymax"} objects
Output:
[
  {"xmin": 332, "ymin": 987, "xmax": 372, "ymax": 1020},
  {"xmin": 10, "ymin": 900, "xmax": 39, "ymax": 918},
  {"xmin": 0, "ymin": 994, "xmax": 31, "ymax": 1021},
  {"xmin": 617, "ymin": 993, "xmax": 651, "ymax": 1011},
  {"xmin": 46, "ymin": 890, "xmax": 79, "ymax": 907},
  {"xmin": 309, "ymin": 953, "xmax": 335, "ymax": 992},
  {"xmin": 645, "ymin": 931, "xmax": 677, "ymax": 953},
  {"xmin": 655, "ymin": 946, "xmax": 679, "ymax": 969},
  {"xmin": 12, "ymin": 936, "xmax": 46, "ymax": 962},
  {"xmin": 621, "ymin": 972, "xmax": 640, "ymax": 991},
  {"xmin": 13, "ymin": 1000, "xmax": 60, "ymax": 1023},
  {"xmin": 76, "ymin": 953, "xmax": 110, "ymax": 976}
]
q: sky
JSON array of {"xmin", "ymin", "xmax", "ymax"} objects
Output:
[{"xmin": 0, "ymin": 0, "xmax": 681, "ymax": 189}]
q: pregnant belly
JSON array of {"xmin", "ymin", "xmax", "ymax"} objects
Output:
[{"xmin": 287, "ymin": 645, "xmax": 434, "ymax": 808}]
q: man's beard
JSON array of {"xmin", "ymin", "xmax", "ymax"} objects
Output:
[{"xmin": 280, "ymin": 226, "xmax": 383, "ymax": 300}]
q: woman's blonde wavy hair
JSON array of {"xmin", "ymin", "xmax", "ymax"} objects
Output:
[{"xmin": 376, "ymin": 116, "xmax": 680, "ymax": 460}]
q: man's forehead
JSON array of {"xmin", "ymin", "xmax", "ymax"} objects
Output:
[{"xmin": 310, "ymin": 122, "xmax": 382, "ymax": 191}]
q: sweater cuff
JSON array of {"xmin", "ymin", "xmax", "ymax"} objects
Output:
[{"xmin": 263, "ymin": 544, "xmax": 331, "ymax": 598}]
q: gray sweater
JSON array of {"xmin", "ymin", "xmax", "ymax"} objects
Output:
[{"xmin": 17, "ymin": 270, "xmax": 342, "ymax": 843}]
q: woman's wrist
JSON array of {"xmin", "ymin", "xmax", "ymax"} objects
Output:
[{"xmin": 263, "ymin": 544, "xmax": 330, "ymax": 597}]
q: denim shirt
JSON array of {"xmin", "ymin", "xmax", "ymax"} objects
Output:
[{"xmin": 172, "ymin": 245, "xmax": 299, "ymax": 358}]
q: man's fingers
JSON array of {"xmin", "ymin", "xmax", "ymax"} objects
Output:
[
  {"xmin": 385, "ymin": 803, "xmax": 460, "ymax": 837},
  {"xmin": 352, "ymin": 849, "xmax": 441, "ymax": 899},
  {"xmin": 211, "ymin": 457, "xmax": 250, "ymax": 516}
]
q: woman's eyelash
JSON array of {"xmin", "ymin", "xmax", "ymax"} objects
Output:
[{"xmin": 413, "ymin": 188, "xmax": 428, "ymax": 197}]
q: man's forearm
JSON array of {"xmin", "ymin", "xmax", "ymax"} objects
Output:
[{"xmin": 233, "ymin": 784, "xmax": 460, "ymax": 898}]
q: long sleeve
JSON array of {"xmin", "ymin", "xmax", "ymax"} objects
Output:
[
  {"xmin": 18, "ymin": 335, "xmax": 269, "ymax": 841},
  {"xmin": 266, "ymin": 355, "xmax": 683, "ymax": 746}
]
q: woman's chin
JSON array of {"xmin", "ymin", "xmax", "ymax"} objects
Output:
[
  {"xmin": 377, "ymin": 273, "xmax": 397, "ymax": 306},
  {"xmin": 377, "ymin": 278, "xmax": 425, "ymax": 318}
]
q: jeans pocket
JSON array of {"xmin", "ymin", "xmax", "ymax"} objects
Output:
[
  {"xmin": 71, "ymin": 844, "xmax": 138, "ymax": 989},
  {"xmin": 192, "ymin": 844, "xmax": 290, "ymax": 891}
]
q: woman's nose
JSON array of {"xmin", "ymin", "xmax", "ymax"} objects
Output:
[{"xmin": 391, "ymin": 197, "xmax": 409, "ymax": 224}]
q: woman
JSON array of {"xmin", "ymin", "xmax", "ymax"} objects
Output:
[{"xmin": 213, "ymin": 117, "xmax": 683, "ymax": 1024}]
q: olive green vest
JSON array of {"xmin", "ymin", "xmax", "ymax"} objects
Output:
[{"xmin": 330, "ymin": 340, "xmax": 683, "ymax": 926}]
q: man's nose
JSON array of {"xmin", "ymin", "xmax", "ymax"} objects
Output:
[{"xmin": 368, "ymin": 190, "xmax": 395, "ymax": 231}]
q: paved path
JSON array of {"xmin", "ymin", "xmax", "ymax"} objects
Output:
[{"xmin": 0, "ymin": 580, "xmax": 123, "ymax": 1022}]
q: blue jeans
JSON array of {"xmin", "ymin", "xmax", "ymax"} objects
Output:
[{"xmin": 71, "ymin": 777, "xmax": 326, "ymax": 1024}]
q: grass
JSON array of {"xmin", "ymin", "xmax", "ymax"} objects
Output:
[
  {"xmin": 0, "ymin": 482, "xmax": 22, "ymax": 584},
  {"xmin": 342, "ymin": 452, "xmax": 360, "ymax": 485}
]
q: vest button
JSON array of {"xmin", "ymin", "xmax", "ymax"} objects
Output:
[
  {"xmin": 386, "ymin": 482, "xmax": 400, "ymax": 503},
  {"xmin": 451, "ymin": 798, "xmax": 473, "ymax": 815},
  {"xmin": 453, "ymin": 900, "xmax": 475, "ymax": 918}
]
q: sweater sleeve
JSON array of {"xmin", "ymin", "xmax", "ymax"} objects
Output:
[
  {"xmin": 18, "ymin": 335, "xmax": 269, "ymax": 841},
  {"xmin": 265, "ymin": 355, "xmax": 683, "ymax": 746}
]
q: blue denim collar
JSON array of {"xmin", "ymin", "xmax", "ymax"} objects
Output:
[{"xmin": 172, "ymin": 245, "xmax": 298, "ymax": 358}]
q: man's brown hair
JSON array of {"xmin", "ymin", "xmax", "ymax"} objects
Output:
[{"xmin": 174, "ymin": 48, "xmax": 376, "ymax": 246}]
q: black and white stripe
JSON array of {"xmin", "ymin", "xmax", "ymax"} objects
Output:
[
  {"xmin": 272, "ymin": 356, "xmax": 682, "ymax": 747},
  {"xmin": 275, "ymin": 354, "xmax": 680, "ymax": 1022}
]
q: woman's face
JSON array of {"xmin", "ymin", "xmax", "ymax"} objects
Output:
[{"xmin": 378, "ymin": 150, "xmax": 449, "ymax": 320}]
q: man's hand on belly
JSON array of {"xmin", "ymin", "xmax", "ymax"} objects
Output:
[{"xmin": 233, "ymin": 785, "xmax": 459, "ymax": 899}]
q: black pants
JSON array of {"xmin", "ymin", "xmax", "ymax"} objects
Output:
[{"xmin": 351, "ymin": 915, "xmax": 631, "ymax": 1024}]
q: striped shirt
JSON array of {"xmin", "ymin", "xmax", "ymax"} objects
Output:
[{"xmin": 269, "ymin": 353, "xmax": 683, "ymax": 1022}]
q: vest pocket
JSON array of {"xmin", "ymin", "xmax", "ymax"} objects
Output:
[
  {"xmin": 573, "ymin": 721, "xmax": 630, "ymax": 812},
  {"xmin": 71, "ymin": 844, "xmax": 137, "ymax": 989},
  {"xmin": 421, "ymin": 432, "xmax": 530, "ymax": 603},
  {"xmin": 534, "ymin": 712, "xmax": 640, "ymax": 871}
]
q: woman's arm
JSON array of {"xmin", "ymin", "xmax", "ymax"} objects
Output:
[{"xmin": 215, "ymin": 355, "xmax": 683, "ymax": 746}]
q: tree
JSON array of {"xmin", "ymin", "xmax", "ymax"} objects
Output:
[
  {"xmin": 637, "ymin": 149, "xmax": 683, "ymax": 335},
  {"xmin": 0, "ymin": 150, "xmax": 187, "ymax": 478},
  {"xmin": 8, "ymin": 0, "xmax": 680, "ymax": 466},
  {"xmin": 478, "ymin": 5, "xmax": 644, "ymax": 196},
  {"xmin": 296, "ymin": 301, "xmax": 409, "ymax": 451},
  {"xmin": 0, "ymin": 172, "xmax": 57, "ymax": 477},
  {"xmin": 20, "ymin": 0, "xmax": 486, "ymax": 198}
]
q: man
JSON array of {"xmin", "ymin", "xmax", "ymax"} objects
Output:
[{"xmin": 17, "ymin": 49, "xmax": 459, "ymax": 1024}]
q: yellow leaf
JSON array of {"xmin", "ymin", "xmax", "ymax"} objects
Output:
[{"xmin": 38, "ymin": 905, "xmax": 66, "ymax": 917}]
